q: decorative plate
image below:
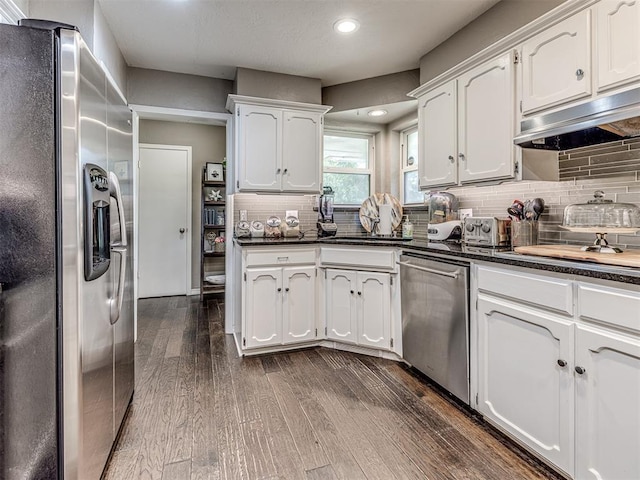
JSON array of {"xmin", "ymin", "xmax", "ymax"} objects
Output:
[{"xmin": 359, "ymin": 193, "xmax": 403, "ymax": 233}]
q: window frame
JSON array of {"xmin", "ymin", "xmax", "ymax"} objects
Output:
[
  {"xmin": 400, "ymin": 124, "xmax": 422, "ymax": 205},
  {"xmin": 323, "ymin": 129, "xmax": 375, "ymax": 206}
]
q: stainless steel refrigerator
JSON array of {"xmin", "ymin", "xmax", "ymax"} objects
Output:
[{"xmin": 0, "ymin": 20, "xmax": 134, "ymax": 480}]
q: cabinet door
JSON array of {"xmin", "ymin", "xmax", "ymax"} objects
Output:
[
  {"xmin": 575, "ymin": 325, "xmax": 640, "ymax": 480},
  {"xmin": 325, "ymin": 269, "xmax": 357, "ymax": 344},
  {"xmin": 417, "ymin": 81, "xmax": 458, "ymax": 188},
  {"xmin": 458, "ymin": 52, "xmax": 515, "ymax": 183},
  {"xmin": 596, "ymin": 0, "xmax": 640, "ymax": 91},
  {"xmin": 357, "ymin": 272, "xmax": 391, "ymax": 349},
  {"xmin": 282, "ymin": 110, "xmax": 322, "ymax": 193},
  {"xmin": 282, "ymin": 266, "xmax": 316, "ymax": 344},
  {"xmin": 477, "ymin": 295, "xmax": 574, "ymax": 476},
  {"xmin": 244, "ymin": 267, "xmax": 282, "ymax": 348},
  {"xmin": 237, "ymin": 105, "xmax": 282, "ymax": 191},
  {"xmin": 521, "ymin": 9, "xmax": 592, "ymax": 114}
]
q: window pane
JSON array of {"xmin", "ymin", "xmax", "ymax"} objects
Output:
[
  {"xmin": 406, "ymin": 130, "xmax": 418, "ymax": 168},
  {"xmin": 323, "ymin": 173, "xmax": 370, "ymax": 205},
  {"xmin": 404, "ymin": 171, "xmax": 423, "ymax": 204},
  {"xmin": 324, "ymin": 135, "xmax": 369, "ymax": 169}
]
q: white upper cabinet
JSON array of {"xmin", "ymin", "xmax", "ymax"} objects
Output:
[
  {"xmin": 228, "ymin": 95, "xmax": 331, "ymax": 193},
  {"xmin": 458, "ymin": 53, "xmax": 515, "ymax": 183},
  {"xmin": 237, "ymin": 105, "xmax": 281, "ymax": 191},
  {"xmin": 282, "ymin": 110, "xmax": 323, "ymax": 192},
  {"xmin": 596, "ymin": 0, "xmax": 640, "ymax": 91},
  {"xmin": 521, "ymin": 9, "xmax": 592, "ymax": 114},
  {"xmin": 417, "ymin": 52, "xmax": 515, "ymax": 189},
  {"xmin": 418, "ymin": 82, "xmax": 458, "ymax": 188}
]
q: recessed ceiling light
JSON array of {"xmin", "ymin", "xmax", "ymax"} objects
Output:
[
  {"xmin": 334, "ymin": 18, "xmax": 360, "ymax": 34},
  {"xmin": 368, "ymin": 109, "xmax": 388, "ymax": 117}
]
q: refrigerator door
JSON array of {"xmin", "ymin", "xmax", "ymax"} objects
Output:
[
  {"xmin": 106, "ymin": 80, "xmax": 134, "ymax": 434},
  {"xmin": 0, "ymin": 24, "xmax": 59, "ymax": 480},
  {"xmin": 77, "ymin": 40, "xmax": 114, "ymax": 480}
]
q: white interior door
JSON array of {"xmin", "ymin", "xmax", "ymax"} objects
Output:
[{"xmin": 138, "ymin": 144, "xmax": 191, "ymax": 298}]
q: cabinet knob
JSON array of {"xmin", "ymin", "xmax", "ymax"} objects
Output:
[
  {"xmin": 276, "ymin": 168, "xmax": 281, "ymax": 174},
  {"xmin": 357, "ymin": 291, "xmax": 362, "ymax": 296},
  {"xmin": 277, "ymin": 287, "xmax": 282, "ymax": 292},
  {"xmin": 285, "ymin": 287, "xmax": 289, "ymax": 292},
  {"xmin": 448, "ymin": 155, "xmax": 455, "ymax": 162},
  {"xmin": 283, "ymin": 168, "xmax": 288, "ymax": 174},
  {"xmin": 557, "ymin": 359, "xmax": 567, "ymax": 367},
  {"xmin": 458, "ymin": 153, "xmax": 465, "ymax": 161},
  {"xmin": 179, "ymin": 228, "xmax": 186, "ymax": 234},
  {"xmin": 350, "ymin": 290, "xmax": 354, "ymax": 294},
  {"xmin": 575, "ymin": 366, "xmax": 586, "ymax": 375},
  {"xmin": 576, "ymin": 68, "xmax": 584, "ymax": 80}
]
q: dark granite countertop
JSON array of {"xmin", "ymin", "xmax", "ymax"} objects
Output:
[{"xmin": 234, "ymin": 235, "xmax": 640, "ymax": 285}]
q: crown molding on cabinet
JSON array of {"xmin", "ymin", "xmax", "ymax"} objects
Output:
[
  {"xmin": 226, "ymin": 94, "xmax": 332, "ymax": 114},
  {"xmin": 409, "ymin": 0, "xmax": 599, "ymax": 98}
]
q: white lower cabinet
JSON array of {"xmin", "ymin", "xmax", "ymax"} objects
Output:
[
  {"xmin": 575, "ymin": 326, "xmax": 640, "ymax": 480},
  {"xmin": 242, "ymin": 248, "xmax": 317, "ymax": 350},
  {"xmin": 325, "ymin": 269, "xmax": 392, "ymax": 350},
  {"xmin": 475, "ymin": 265, "xmax": 640, "ymax": 479},
  {"xmin": 476, "ymin": 295, "xmax": 575, "ymax": 475}
]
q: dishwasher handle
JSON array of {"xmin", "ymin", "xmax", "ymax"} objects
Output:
[{"xmin": 397, "ymin": 260, "xmax": 460, "ymax": 279}]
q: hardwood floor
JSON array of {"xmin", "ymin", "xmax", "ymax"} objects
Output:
[{"xmin": 103, "ymin": 296, "xmax": 562, "ymax": 480}]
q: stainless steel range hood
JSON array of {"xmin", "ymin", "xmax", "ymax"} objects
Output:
[{"xmin": 514, "ymin": 86, "xmax": 640, "ymax": 150}]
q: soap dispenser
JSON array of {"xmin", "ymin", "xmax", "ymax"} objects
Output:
[{"xmin": 402, "ymin": 215, "xmax": 414, "ymax": 239}]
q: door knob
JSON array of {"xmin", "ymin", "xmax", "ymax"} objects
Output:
[{"xmin": 179, "ymin": 228, "xmax": 186, "ymax": 234}]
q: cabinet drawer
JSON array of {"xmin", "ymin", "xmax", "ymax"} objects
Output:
[
  {"xmin": 320, "ymin": 247, "xmax": 396, "ymax": 271},
  {"xmin": 477, "ymin": 265, "xmax": 573, "ymax": 316},
  {"xmin": 245, "ymin": 248, "xmax": 316, "ymax": 267},
  {"xmin": 577, "ymin": 282, "xmax": 640, "ymax": 334}
]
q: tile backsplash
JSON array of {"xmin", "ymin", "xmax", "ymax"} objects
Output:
[{"xmin": 232, "ymin": 138, "xmax": 640, "ymax": 249}]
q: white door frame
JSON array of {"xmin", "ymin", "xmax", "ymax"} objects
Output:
[
  {"xmin": 138, "ymin": 143, "xmax": 193, "ymax": 297},
  {"xmin": 131, "ymin": 105, "xmax": 234, "ymax": 337}
]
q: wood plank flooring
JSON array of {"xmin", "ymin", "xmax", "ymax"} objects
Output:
[{"xmin": 103, "ymin": 296, "xmax": 563, "ymax": 480}]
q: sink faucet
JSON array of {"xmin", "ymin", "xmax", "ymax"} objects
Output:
[{"xmin": 364, "ymin": 215, "xmax": 380, "ymax": 236}]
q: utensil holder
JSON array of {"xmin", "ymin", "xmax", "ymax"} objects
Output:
[{"xmin": 511, "ymin": 221, "xmax": 539, "ymax": 247}]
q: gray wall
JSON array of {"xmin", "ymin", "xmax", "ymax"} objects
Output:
[
  {"xmin": 322, "ymin": 70, "xmax": 420, "ymax": 113},
  {"xmin": 234, "ymin": 67, "xmax": 322, "ymax": 104},
  {"xmin": 28, "ymin": 0, "xmax": 128, "ymax": 92},
  {"xmin": 139, "ymin": 120, "xmax": 227, "ymax": 289},
  {"xmin": 419, "ymin": 0, "xmax": 565, "ymax": 84},
  {"xmin": 128, "ymin": 67, "xmax": 233, "ymax": 113}
]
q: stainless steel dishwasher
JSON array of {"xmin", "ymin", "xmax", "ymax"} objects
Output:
[{"xmin": 399, "ymin": 253, "xmax": 470, "ymax": 404}]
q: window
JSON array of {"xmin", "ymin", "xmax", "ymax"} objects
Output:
[
  {"xmin": 323, "ymin": 131, "xmax": 374, "ymax": 205},
  {"xmin": 401, "ymin": 126, "xmax": 422, "ymax": 204}
]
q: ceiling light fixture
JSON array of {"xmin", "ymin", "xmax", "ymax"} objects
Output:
[
  {"xmin": 334, "ymin": 18, "xmax": 360, "ymax": 34},
  {"xmin": 368, "ymin": 109, "xmax": 388, "ymax": 117}
]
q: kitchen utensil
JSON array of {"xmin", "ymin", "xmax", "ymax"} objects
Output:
[
  {"xmin": 508, "ymin": 200, "xmax": 524, "ymax": 221},
  {"xmin": 523, "ymin": 199, "xmax": 536, "ymax": 220},
  {"xmin": 532, "ymin": 197, "xmax": 545, "ymax": 220},
  {"xmin": 359, "ymin": 193, "xmax": 403, "ymax": 233}
]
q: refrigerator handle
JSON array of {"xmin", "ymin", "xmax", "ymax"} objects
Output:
[
  {"xmin": 109, "ymin": 172, "xmax": 127, "ymax": 324},
  {"xmin": 109, "ymin": 247, "xmax": 126, "ymax": 324},
  {"xmin": 109, "ymin": 172, "xmax": 128, "ymax": 247}
]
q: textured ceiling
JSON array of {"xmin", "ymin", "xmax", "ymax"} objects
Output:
[{"xmin": 97, "ymin": 0, "xmax": 500, "ymax": 87}]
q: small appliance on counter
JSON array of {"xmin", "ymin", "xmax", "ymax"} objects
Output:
[
  {"xmin": 426, "ymin": 192, "xmax": 462, "ymax": 241},
  {"xmin": 561, "ymin": 190, "xmax": 640, "ymax": 253},
  {"xmin": 463, "ymin": 217, "xmax": 511, "ymax": 246},
  {"xmin": 317, "ymin": 186, "xmax": 338, "ymax": 237},
  {"xmin": 265, "ymin": 216, "xmax": 282, "ymax": 238},
  {"xmin": 281, "ymin": 210, "xmax": 301, "ymax": 238}
]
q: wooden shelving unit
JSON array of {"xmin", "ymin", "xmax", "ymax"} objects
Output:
[{"xmin": 200, "ymin": 171, "xmax": 226, "ymax": 301}]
